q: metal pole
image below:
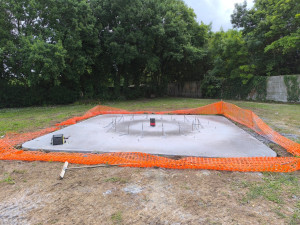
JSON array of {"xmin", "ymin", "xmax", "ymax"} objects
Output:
[
  {"xmin": 197, "ymin": 118, "xmax": 201, "ymax": 128},
  {"xmin": 118, "ymin": 115, "xmax": 123, "ymax": 122}
]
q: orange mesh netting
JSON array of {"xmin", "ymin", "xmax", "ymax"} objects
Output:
[{"xmin": 1, "ymin": 101, "xmax": 300, "ymax": 172}]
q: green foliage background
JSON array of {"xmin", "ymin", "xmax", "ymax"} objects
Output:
[{"xmin": 0, "ymin": 0, "xmax": 299, "ymax": 107}]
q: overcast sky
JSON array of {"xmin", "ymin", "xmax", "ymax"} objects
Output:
[{"xmin": 183, "ymin": 0, "xmax": 254, "ymax": 31}]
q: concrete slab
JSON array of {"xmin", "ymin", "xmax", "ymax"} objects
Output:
[{"xmin": 22, "ymin": 114, "xmax": 276, "ymax": 158}]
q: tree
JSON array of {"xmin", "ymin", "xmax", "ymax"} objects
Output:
[
  {"xmin": 202, "ymin": 30, "xmax": 252, "ymax": 97},
  {"xmin": 92, "ymin": 0, "xmax": 210, "ymax": 97},
  {"xmin": 231, "ymin": 0, "xmax": 300, "ymax": 75},
  {"xmin": 0, "ymin": 0, "xmax": 15, "ymax": 80},
  {"xmin": 1, "ymin": 0, "xmax": 211, "ymax": 105}
]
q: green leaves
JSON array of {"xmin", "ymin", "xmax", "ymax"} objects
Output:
[
  {"xmin": 25, "ymin": 38, "xmax": 66, "ymax": 86},
  {"xmin": 265, "ymin": 32, "xmax": 300, "ymax": 54},
  {"xmin": 92, "ymin": 0, "xmax": 209, "ymax": 96},
  {"xmin": 231, "ymin": 0, "xmax": 300, "ymax": 76}
]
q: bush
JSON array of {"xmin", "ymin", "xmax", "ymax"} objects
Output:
[{"xmin": 0, "ymin": 81, "xmax": 79, "ymax": 108}]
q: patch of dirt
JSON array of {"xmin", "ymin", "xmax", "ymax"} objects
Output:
[{"xmin": 1, "ymin": 160, "xmax": 299, "ymax": 225}]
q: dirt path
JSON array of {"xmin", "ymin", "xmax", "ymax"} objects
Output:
[{"xmin": 1, "ymin": 160, "xmax": 299, "ymax": 225}]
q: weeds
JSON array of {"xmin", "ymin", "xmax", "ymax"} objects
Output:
[
  {"xmin": 272, "ymin": 206, "xmax": 287, "ymax": 219},
  {"xmin": 242, "ymin": 173, "xmax": 299, "ymax": 205},
  {"xmin": 104, "ymin": 177, "xmax": 128, "ymax": 184},
  {"xmin": 0, "ymin": 174, "xmax": 15, "ymax": 184},
  {"xmin": 13, "ymin": 169, "xmax": 26, "ymax": 174},
  {"xmin": 111, "ymin": 211, "xmax": 123, "ymax": 224},
  {"xmin": 289, "ymin": 201, "xmax": 300, "ymax": 225}
]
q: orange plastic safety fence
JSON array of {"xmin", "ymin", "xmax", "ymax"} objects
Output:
[{"xmin": 1, "ymin": 101, "xmax": 300, "ymax": 172}]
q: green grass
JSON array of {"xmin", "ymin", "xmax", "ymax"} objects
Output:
[
  {"xmin": 104, "ymin": 177, "xmax": 128, "ymax": 184},
  {"xmin": 242, "ymin": 173, "xmax": 299, "ymax": 204},
  {"xmin": 0, "ymin": 173, "xmax": 15, "ymax": 184},
  {"xmin": 238, "ymin": 173, "xmax": 300, "ymax": 224},
  {"xmin": 12, "ymin": 169, "xmax": 26, "ymax": 174},
  {"xmin": 111, "ymin": 211, "xmax": 123, "ymax": 224},
  {"xmin": 105, "ymin": 97, "xmax": 218, "ymax": 111},
  {"xmin": 0, "ymin": 103, "xmax": 96, "ymax": 136}
]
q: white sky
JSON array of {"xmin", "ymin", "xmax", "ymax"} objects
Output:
[{"xmin": 183, "ymin": 0, "xmax": 254, "ymax": 31}]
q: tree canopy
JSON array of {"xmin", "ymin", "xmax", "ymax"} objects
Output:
[
  {"xmin": 0, "ymin": 0, "xmax": 299, "ymax": 106},
  {"xmin": 231, "ymin": 0, "xmax": 300, "ymax": 76}
]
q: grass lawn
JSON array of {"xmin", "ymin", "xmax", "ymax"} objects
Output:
[
  {"xmin": 0, "ymin": 97, "xmax": 300, "ymax": 224},
  {"xmin": 0, "ymin": 103, "xmax": 96, "ymax": 136}
]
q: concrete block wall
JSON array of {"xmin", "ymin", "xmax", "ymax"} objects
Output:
[
  {"xmin": 266, "ymin": 75, "xmax": 300, "ymax": 102},
  {"xmin": 266, "ymin": 76, "xmax": 288, "ymax": 102},
  {"xmin": 247, "ymin": 75, "xmax": 300, "ymax": 102}
]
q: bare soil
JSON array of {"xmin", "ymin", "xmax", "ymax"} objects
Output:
[{"xmin": 0, "ymin": 160, "xmax": 299, "ymax": 225}]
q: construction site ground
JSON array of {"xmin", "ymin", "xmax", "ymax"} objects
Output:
[{"xmin": 0, "ymin": 98, "xmax": 300, "ymax": 224}]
